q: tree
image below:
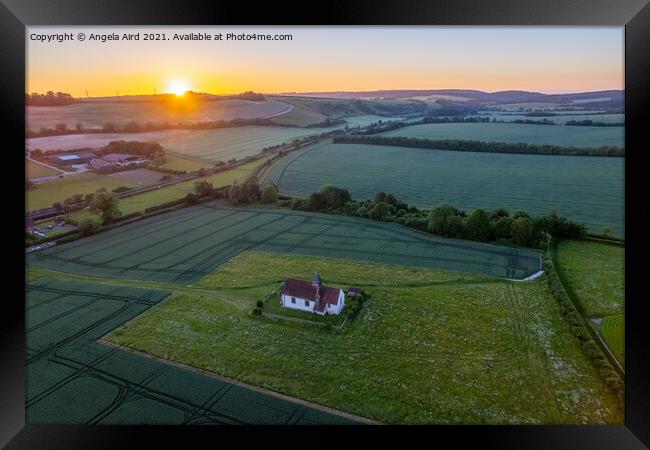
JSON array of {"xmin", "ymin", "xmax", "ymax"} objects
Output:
[
  {"xmin": 308, "ymin": 192, "xmax": 325, "ymax": 210},
  {"xmin": 602, "ymin": 225, "xmax": 612, "ymax": 237},
  {"xmin": 319, "ymin": 185, "xmax": 351, "ymax": 209},
  {"xmin": 370, "ymin": 202, "xmax": 390, "ymax": 220},
  {"xmin": 79, "ymin": 218, "xmax": 101, "ymax": 236},
  {"xmin": 491, "ymin": 208, "xmax": 509, "ymax": 220},
  {"xmin": 238, "ymin": 183, "xmax": 251, "ymax": 204},
  {"xmin": 245, "ymin": 180, "xmax": 261, "ymax": 200},
  {"xmin": 464, "ymin": 209, "xmax": 490, "ymax": 242},
  {"xmin": 427, "ymin": 204, "xmax": 463, "ymax": 236},
  {"xmin": 511, "ymin": 217, "xmax": 533, "ymax": 246},
  {"xmin": 194, "ymin": 180, "xmax": 214, "ymax": 197},
  {"xmin": 31, "ymin": 149, "xmax": 43, "ymax": 159},
  {"xmin": 373, "ymin": 191, "xmax": 387, "ymax": 204},
  {"xmin": 184, "ymin": 192, "xmax": 200, "ymax": 206},
  {"xmin": 228, "ymin": 183, "xmax": 241, "ymax": 205},
  {"xmin": 89, "ymin": 191, "xmax": 121, "ymax": 224},
  {"xmin": 512, "ymin": 210, "xmax": 530, "ymax": 220},
  {"xmin": 493, "ymin": 216, "xmax": 513, "ymax": 240},
  {"xmin": 261, "ymin": 185, "xmax": 279, "ymax": 203},
  {"xmin": 446, "ymin": 215, "xmax": 465, "ymax": 238}
]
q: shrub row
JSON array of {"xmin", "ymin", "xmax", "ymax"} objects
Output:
[{"xmin": 544, "ymin": 259, "xmax": 624, "ymax": 402}]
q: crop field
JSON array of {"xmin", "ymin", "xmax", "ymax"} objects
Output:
[
  {"xmin": 471, "ymin": 113, "xmax": 624, "ymax": 125},
  {"xmin": 26, "ymin": 173, "xmax": 138, "ymax": 212},
  {"xmin": 106, "ymin": 251, "xmax": 622, "ymax": 424},
  {"xmin": 27, "ymin": 160, "xmax": 62, "ymax": 179},
  {"xmin": 600, "ymin": 314, "xmax": 624, "ymax": 365},
  {"xmin": 29, "ymin": 204, "xmax": 542, "ymax": 283},
  {"xmin": 380, "ymin": 122, "xmax": 624, "ymax": 148},
  {"xmin": 26, "ymin": 99, "xmax": 293, "ymax": 131},
  {"xmin": 554, "ymin": 240, "xmax": 624, "ymax": 317},
  {"xmin": 28, "ymin": 126, "xmax": 335, "ymax": 160},
  {"xmin": 25, "ymin": 277, "xmax": 350, "ymax": 424},
  {"xmin": 264, "ymin": 142, "xmax": 624, "ymax": 235}
]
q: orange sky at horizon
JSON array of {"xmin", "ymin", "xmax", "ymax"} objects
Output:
[{"xmin": 27, "ymin": 26, "xmax": 624, "ymax": 97}]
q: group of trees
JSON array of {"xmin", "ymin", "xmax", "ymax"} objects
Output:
[
  {"xmin": 26, "ymin": 91, "xmax": 76, "ymax": 106},
  {"xmin": 100, "ymin": 140, "xmax": 164, "ymax": 159},
  {"xmin": 285, "ymin": 186, "xmax": 586, "ymax": 249},
  {"xmin": 565, "ymin": 120, "xmax": 624, "ymax": 127},
  {"xmin": 334, "ymin": 135, "xmax": 624, "ymax": 157},
  {"xmin": 238, "ymin": 91, "xmax": 266, "ymax": 101}
]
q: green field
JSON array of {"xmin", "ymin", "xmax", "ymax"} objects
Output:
[
  {"xmin": 153, "ymin": 126, "xmax": 331, "ymax": 162},
  {"xmin": 27, "ymin": 160, "xmax": 62, "ymax": 179},
  {"xmin": 471, "ymin": 112, "xmax": 624, "ymax": 125},
  {"xmin": 380, "ymin": 122, "xmax": 624, "ymax": 148},
  {"xmin": 29, "ymin": 205, "xmax": 542, "ymax": 283},
  {"xmin": 70, "ymin": 159, "xmax": 263, "ymax": 221},
  {"xmin": 26, "ymin": 173, "xmax": 138, "ymax": 211},
  {"xmin": 264, "ymin": 142, "xmax": 624, "ymax": 235},
  {"xmin": 555, "ymin": 240, "xmax": 624, "ymax": 317},
  {"xmin": 106, "ymin": 251, "xmax": 622, "ymax": 424},
  {"xmin": 600, "ymin": 314, "xmax": 624, "ymax": 365},
  {"xmin": 159, "ymin": 153, "xmax": 209, "ymax": 172},
  {"xmin": 25, "ymin": 277, "xmax": 350, "ymax": 424},
  {"xmin": 26, "ymin": 98, "xmax": 293, "ymax": 131}
]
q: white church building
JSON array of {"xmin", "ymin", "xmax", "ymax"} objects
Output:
[{"xmin": 280, "ymin": 273, "xmax": 345, "ymax": 316}]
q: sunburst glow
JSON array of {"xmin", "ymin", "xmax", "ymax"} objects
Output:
[{"xmin": 167, "ymin": 80, "xmax": 190, "ymax": 96}]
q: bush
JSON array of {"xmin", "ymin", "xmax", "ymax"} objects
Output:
[
  {"xmin": 256, "ymin": 299, "xmax": 264, "ymax": 308},
  {"xmin": 79, "ymin": 218, "xmax": 101, "ymax": 236},
  {"xmin": 261, "ymin": 185, "xmax": 279, "ymax": 203},
  {"xmin": 112, "ymin": 186, "xmax": 132, "ymax": 193}
]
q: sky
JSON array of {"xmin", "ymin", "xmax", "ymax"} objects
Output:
[{"xmin": 26, "ymin": 26, "xmax": 624, "ymax": 97}]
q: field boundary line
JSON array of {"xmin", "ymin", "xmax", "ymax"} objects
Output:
[
  {"xmin": 98, "ymin": 338, "xmax": 381, "ymax": 425},
  {"xmin": 549, "ymin": 239, "xmax": 624, "ymax": 377}
]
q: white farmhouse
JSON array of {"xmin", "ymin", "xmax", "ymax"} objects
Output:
[{"xmin": 280, "ymin": 273, "xmax": 345, "ymax": 316}]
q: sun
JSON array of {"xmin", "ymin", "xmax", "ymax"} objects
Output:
[{"xmin": 167, "ymin": 80, "xmax": 190, "ymax": 96}]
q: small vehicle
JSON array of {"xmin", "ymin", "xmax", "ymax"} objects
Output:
[{"xmin": 47, "ymin": 225, "xmax": 54, "ymax": 230}]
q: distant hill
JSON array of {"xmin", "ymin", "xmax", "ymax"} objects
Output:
[{"xmin": 277, "ymin": 89, "xmax": 624, "ymax": 109}]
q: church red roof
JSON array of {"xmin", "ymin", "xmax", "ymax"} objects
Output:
[{"xmin": 281, "ymin": 277, "xmax": 341, "ymax": 313}]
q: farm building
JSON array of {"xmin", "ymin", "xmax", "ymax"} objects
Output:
[
  {"xmin": 89, "ymin": 158, "xmax": 114, "ymax": 169},
  {"xmin": 53, "ymin": 151, "xmax": 96, "ymax": 166},
  {"xmin": 280, "ymin": 273, "xmax": 345, "ymax": 316},
  {"xmin": 103, "ymin": 153, "xmax": 143, "ymax": 164}
]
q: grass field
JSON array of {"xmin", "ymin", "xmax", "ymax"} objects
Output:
[
  {"xmin": 29, "ymin": 204, "xmax": 542, "ymax": 283},
  {"xmin": 27, "ymin": 160, "xmax": 62, "ymax": 179},
  {"xmin": 600, "ymin": 314, "xmax": 624, "ymax": 365},
  {"xmin": 26, "ymin": 99, "xmax": 293, "ymax": 131},
  {"xmin": 26, "ymin": 173, "xmax": 138, "ymax": 211},
  {"xmin": 159, "ymin": 153, "xmax": 209, "ymax": 172},
  {"xmin": 555, "ymin": 240, "xmax": 624, "ymax": 317},
  {"xmin": 25, "ymin": 277, "xmax": 350, "ymax": 424},
  {"xmin": 106, "ymin": 251, "xmax": 622, "ymax": 424},
  {"xmin": 70, "ymin": 159, "xmax": 263, "ymax": 222},
  {"xmin": 380, "ymin": 122, "xmax": 624, "ymax": 148},
  {"xmin": 108, "ymin": 168, "xmax": 166, "ymax": 185},
  {"xmin": 264, "ymin": 142, "xmax": 624, "ymax": 235}
]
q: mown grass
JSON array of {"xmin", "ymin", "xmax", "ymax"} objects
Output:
[
  {"xmin": 555, "ymin": 239, "xmax": 624, "ymax": 317},
  {"xmin": 600, "ymin": 314, "xmax": 624, "ymax": 365},
  {"xmin": 107, "ymin": 251, "xmax": 622, "ymax": 424},
  {"xmin": 26, "ymin": 173, "xmax": 137, "ymax": 211}
]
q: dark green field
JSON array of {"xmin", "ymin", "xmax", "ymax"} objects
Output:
[
  {"xmin": 29, "ymin": 204, "xmax": 541, "ymax": 282},
  {"xmin": 26, "ymin": 278, "xmax": 351, "ymax": 424},
  {"xmin": 264, "ymin": 141, "xmax": 624, "ymax": 235}
]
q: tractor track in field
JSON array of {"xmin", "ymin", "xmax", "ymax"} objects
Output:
[{"xmin": 506, "ymin": 284, "xmax": 563, "ymax": 423}]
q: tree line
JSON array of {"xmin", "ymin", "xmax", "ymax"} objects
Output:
[
  {"xmin": 26, "ymin": 91, "xmax": 76, "ymax": 106},
  {"xmin": 284, "ymin": 185, "xmax": 587, "ymax": 249},
  {"xmin": 333, "ymin": 135, "xmax": 624, "ymax": 157}
]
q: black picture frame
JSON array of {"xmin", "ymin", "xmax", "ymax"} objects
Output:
[{"xmin": 3, "ymin": 0, "xmax": 649, "ymax": 448}]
